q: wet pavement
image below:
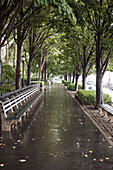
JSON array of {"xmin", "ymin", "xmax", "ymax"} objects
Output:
[{"xmin": 0, "ymin": 83, "xmax": 113, "ymax": 170}]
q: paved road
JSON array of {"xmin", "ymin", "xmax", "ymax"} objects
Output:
[{"xmin": 0, "ymin": 83, "xmax": 113, "ymax": 170}]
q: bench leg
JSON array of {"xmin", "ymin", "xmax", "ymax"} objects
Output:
[{"xmin": 2, "ymin": 120, "xmax": 17, "ymax": 132}]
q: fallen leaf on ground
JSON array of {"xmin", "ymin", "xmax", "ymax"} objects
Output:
[
  {"xmin": 100, "ymin": 159, "xmax": 103, "ymax": 162},
  {"xmin": 18, "ymin": 159, "xmax": 26, "ymax": 163},
  {"xmin": 108, "ymin": 146, "xmax": 112, "ymax": 148},
  {"xmin": 93, "ymin": 158, "xmax": 96, "ymax": 161},
  {"xmin": 108, "ymin": 136, "xmax": 112, "ymax": 139},
  {"xmin": 17, "ymin": 140, "xmax": 21, "ymax": 143},
  {"xmin": 84, "ymin": 154, "xmax": 88, "ymax": 158},
  {"xmin": 0, "ymin": 164, "xmax": 4, "ymax": 167}
]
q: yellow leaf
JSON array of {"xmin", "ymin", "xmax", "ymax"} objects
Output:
[
  {"xmin": 84, "ymin": 154, "xmax": 88, "ymax": 158},
  {"xmin": 89, "ymin": 150, "xmax": 93, "ymax": 154}
]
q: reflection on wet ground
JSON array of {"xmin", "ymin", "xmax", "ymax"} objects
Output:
[{"xmin": 0, "ymin": 83, "xmax": 113, "ymax": 170}]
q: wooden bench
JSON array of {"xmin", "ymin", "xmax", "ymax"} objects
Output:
[
  {"xmin": 98, "ymin": 104, "xmax": 113, "ymax": 122},
  {"xmin": 0, "ymin": 84, "xmax": 42, "ymax": 131}
]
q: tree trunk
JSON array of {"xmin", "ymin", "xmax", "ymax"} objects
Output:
[
  {"xmin": 6, "ymin": 43, "xmax": 8, "ymax": 64},
  {"xmin": 75, "ymin": 64, "xmax": 80, "ymax": 91},
  {"xmin": 44, "ymin": 62, "xmax": 46, "ymax": 82},
  {"xmin": 0, "ymin": 45, "xmax": 2, "ymax": 84},
  {"xmin": 64, "ymin": 73, "xmax": 67, "ymax": 80},
  {"xmin": 13, "ymin": 42, "xmax": 16, "ymax": 68},
  {"xmin": 72, "ymin": 70, "xmax": 75, "ymax": 83},
  {"xmin": 75, "ymin": 74, "xmax": 80, "ymax": 91},
  {"xmin": 47, "ymin": 73, "xmax": 50, "ymax": 79},
  {"xmin": 96, "ymin": 33, "xmax": 103, "ymax": 106},
  {"xmin": 27, "ymin": 60, "xmax": 32, "ymax": 86},
  {"xmin": 39, "ymin": 46, "xmax": 43, "ymax": 81},
  {"xmin": 16, "ymin": 26, "xmax": 22, "ymax": 89},
  {"xmin": 82, "ymin": 67, "xmax": 87, "ymax": 89},
  {"xmin": 69, "ymin": 73, "xmax": 71, "ymax": 82},
  {"xmin": 82, "ymin": 45, "xmax": 87, "ymax": 89},
  {"xmin": 41, "ymin": 69, "xmax": 44, "ymax": 81}
]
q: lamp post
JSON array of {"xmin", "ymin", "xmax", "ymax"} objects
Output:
[
  {"xmin": 36, "ymin": 64, "xmax": 38, "ymax": 81},
  {"xmin": 22, "ymin": 55, "xmax": 25, "ymax": 88}
]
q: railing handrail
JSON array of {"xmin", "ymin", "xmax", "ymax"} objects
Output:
[{"xmin": 0, "ymin": 83, "xmax": 40, "ymax": 101}]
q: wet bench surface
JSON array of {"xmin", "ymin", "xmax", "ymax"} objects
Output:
[{"xmin": 0, "ymin": 84, "xmax": 113, "ymax": 170}]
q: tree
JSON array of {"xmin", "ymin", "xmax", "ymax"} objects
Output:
[{"xmin": 77, "ymin": 0, "xmax": 113, "ymax": 106}]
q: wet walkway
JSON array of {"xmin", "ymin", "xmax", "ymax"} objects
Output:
[{"xmin": 0, "ymin": 84, "xmax": 113, "ymax": 170}]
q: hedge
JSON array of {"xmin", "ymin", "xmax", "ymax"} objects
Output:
[
  {"xmin": 68, "ymin": 83, "xmax": 82, "ymax": 91},
  {"xmin": 76, "ymin": 89, "xmax": 112, "ymax": 105},
  {"xmin": 62, "ymin": 80, "xmax": 70, "ymax": 86},
  {"xmin": 31, "ymin": 81, "xmax": 45, "ymax": 87}
]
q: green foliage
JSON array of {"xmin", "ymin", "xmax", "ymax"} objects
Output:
[
  {"xmin": 0, "ymin": 85, "xmax": 13, "ymax": 94},
  {"xmin": 68, "ymin": 83, "xmax": 75, "ymax": 91},
  {"xmin": 31, "ymin": 80, "xmax": 45, "ymax": 87},
  {"xmin": 62, "ymin": 80, "xmax": 70, "ymax": 86},
  {"xmin": 1, "ymin": 64, "xmax": 16, "ymax": 83},
  {"xmin": 0, "ymin": 64, "xmax": 15, "ymax": 94},
  {"xmin": 103, "ymin": 93, "xmax": 112, "ymax": 105},
  {"xmin": 78, "ymin": 84, "xmax": 82, "ymax": 90},
  {"xmin": 77, "ymin": 90, "xmax": 112, "ymax": 105}
]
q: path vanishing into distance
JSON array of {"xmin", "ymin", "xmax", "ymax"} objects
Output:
[{"xmin": 0, "ymin": 83, "xmax": 113, "ymax": 170}]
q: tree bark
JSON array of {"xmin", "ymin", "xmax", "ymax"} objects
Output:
[
  {"xmin": 75, "ymin": 74, "xmax": 80, "ymax": 91},
  {"xmin": 69, "ymin": 73, "xmax": 71, "ymax": 82},
  {"xmin": 72, "ymin": 70, "xmax": 75, "ymax": 83},
  {"xmin": 27, "ymin": 60, "xmax": 32, "ymax": 86},
  {"xmin": 41, "ymin": 69, "xmax": 44, "ymax": 81},
  {"xmin": 13, "ymin": 42, "xmax": 16, "ymax": 68},
  {"xmin": 96, "ymin": 33, "xmax": 103, "ymax": 106},
  {"xmin": 82, "ymin": 67, "xmax": 87, "ymax": 90},
  {"xmin": 16, "ymin": 26, "xmax": 22, "ymax": 89},
  {"xmin": 0, "ymin": 45, "xmax": 2, "ymax": 84},
  {"xmin": 82, "ymin": 45, "xmax": 87, "ymax": 89},
  {"xmin": 64, "ymin": 73, "xmax": 67, "ymax": 81},
  {"xmin": 75, "ymin": 64, "xmax": 80, "ymax": 91},
  {"xmin": 39, "ymin": 46, "xmax": 43, "ymax": 81},
  {"xmin": 44, "ymin": 62, "xmax": 46, "ymax": 82}
]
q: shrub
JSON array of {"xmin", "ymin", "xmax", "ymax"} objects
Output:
[
  {"xmin": 31, "ymin": 81, "xmax": 45, "ymax": 87},
  {"xmin": 78, "ymin": 84, "xmax": 82, "ymax": 90},
  {"xmin": 62, "ymin": 80, "xmax": 70, "ymax": 86},
  {"xmin": 62, "ymin": 80, "xmax": 65, "ymax": 83},
  {"xmin": 103, "ymin": 93, "xmax": 112, "ymax": 105},
  {"xmin": 68, "ymin": 83, "xmax": 75, "ymax": 91},
  {"xmin": 0, "ymin": 84, "xmax": 13, "ymax": 94},
  {"xmin": 76, "ymin": 90, "xmax": 112, "ymax": 105},
  {"xmin": 67, "ymin": 83, "xmax": 82, "ymax": 91}
]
